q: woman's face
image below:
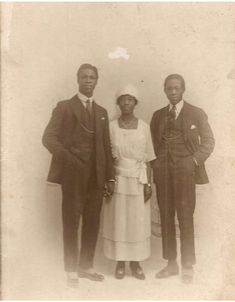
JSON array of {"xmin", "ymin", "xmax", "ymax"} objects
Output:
[{"xmin": 118, "ymin": 95, "xmax": 137, "ymax": 115}]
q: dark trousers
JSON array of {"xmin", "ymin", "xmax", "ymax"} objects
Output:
[
  {"xmin": 61, "ymin": 159, "xmax": 103, "ymax": 272},
  {"xmin": 154, "ymin": 155, "xmax": 196, "ymax": 267}
]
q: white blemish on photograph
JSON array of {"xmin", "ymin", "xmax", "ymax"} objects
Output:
[{"xmin": 108, "ymin": 47, "xmax": 130, "ymax": 60}]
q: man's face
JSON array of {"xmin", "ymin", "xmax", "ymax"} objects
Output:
[
  {"xmin": 77, "ymin": 68, "xmax": 98, "ymax": 97},
  {"xmin": 164, "ymin": 78, "xmax": 185, "ymax": 105}
]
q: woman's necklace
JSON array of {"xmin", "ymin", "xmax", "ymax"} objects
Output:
[{"xmin": 118, "ymin": 116, "xmax": 137, "ymax": 129}]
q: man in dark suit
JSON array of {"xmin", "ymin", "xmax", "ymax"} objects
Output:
[
  {"xmin": 42, "ymin": 63, "xmax": 115, "ymax": 287},
  {"xmin": 150, "ymin": 74, "xmax": 215, "ymax": 283}
]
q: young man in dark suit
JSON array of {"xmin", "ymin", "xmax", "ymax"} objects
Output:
[
  {"xmin": 150, "ymin": 74, "xmax": 215, "ymax": 283},
  {"xmin": 42, "ymin": 63, "xmax": 115, "ymax": 287}
]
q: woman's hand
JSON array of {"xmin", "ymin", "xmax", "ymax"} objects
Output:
[{"xmin": 144, "ymin": 184, "xmax": 152, "ymax": 202}]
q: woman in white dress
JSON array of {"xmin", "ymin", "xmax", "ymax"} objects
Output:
[{"xmin": 103, "ymin": 85, "xmax": 156, "ymax": 280}]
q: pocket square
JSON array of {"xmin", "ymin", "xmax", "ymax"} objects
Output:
[
  {"xmin": 190, "ymin": 124, "xmax": 196, "ymax": 129},
  {"xmin": 101, "ymin": 117, "xmax": 105, "ymax": 120}
]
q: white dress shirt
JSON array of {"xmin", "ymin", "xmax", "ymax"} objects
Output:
[
  {"xmin": 169, "ymin": 99, "xmax": 184, "ymax": 119},
  {"xmin": 77, "ymin": 91, "xmax": 94, "ymax": 107}
]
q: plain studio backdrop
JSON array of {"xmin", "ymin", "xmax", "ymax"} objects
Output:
[{"xmin": 1, "ymin": 3, "xmax": 235, "ymax": 300}]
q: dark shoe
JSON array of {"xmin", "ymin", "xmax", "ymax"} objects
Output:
[
  {"xmin": 181, "ymin": 266, "xmax": 193, "ymax": 284},
  {"xmin": 78, "ymin": 270, "xmax": 104, "ymax": 282},
  {"xmin": 115, "ymin": 263, "xmax": 125, "ymax": 279},
  {"xmin": 130, "ymin": 262, "xmax": 146, "ymax": 280},
  {"xmin": 155, "ymin": 262, "xmax": 179, "ymax": 279},
  {"xmin": 67, "ymin": 274, "xmax": 79, "ymax": 288}
]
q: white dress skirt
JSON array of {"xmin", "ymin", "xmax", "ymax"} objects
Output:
[{"xmin": 102, "ymin": 119, "xmax": 156, "ymax": 261}]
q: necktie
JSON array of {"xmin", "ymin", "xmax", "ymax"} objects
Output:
[
  {"xmin": 166, "ymin": 105, "xmax": 176, "ymax": 132},
  {"xmin": 169, "ymin": 105, "xmax": 176, "ymax": 119},
  {"xmin": 86, "ymin": 99, "xmax": 92, "ymax": 115}
]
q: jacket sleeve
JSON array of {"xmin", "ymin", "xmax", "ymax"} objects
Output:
[
  {"xmin": 150, "ymin": 111, "xmax": 158, "ymax": 157},
  {"xmin": 42, "ymin": 102, "xmax": 70, "ymax": 162},
  {"xmin": 103, "ymin": 111, "xmax": 115, "ymax": 181},
  {"xmin": 193, "ymin": 109, "xmax": 215, "ymax": 165}
]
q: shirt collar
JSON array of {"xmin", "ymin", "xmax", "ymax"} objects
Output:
[
  {"xmin": 169, "ymin": 99, "xmax": 184, "ymax": 114},
  {"xmin": 77, "ymin": 91, "xmax": 94, "ymax": 104}
]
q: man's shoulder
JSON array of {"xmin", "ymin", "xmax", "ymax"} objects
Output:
[
  {"xmin": 152, "ymin": 105, "xmax": 168, "ymax": 118},
  {"xmin": 57, "ymin": 95, "xmax": 77, "ymax": 107},
  {"xmin": 184, "ymin": 101, "xmax": 207, "ymax": 117},
  {"xmin": 94, "ymin": 102, "xmax": 108, "ymax": 114}
]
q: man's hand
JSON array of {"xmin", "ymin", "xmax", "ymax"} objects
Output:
[
  {"xmin": 106, "ymin": 180, "xmax": 115, "ymax": 195},
  {"xmin": 104, "ymin": 180, "xmax": 115, "ymax": 201},
  {"xmin": 144, "ymin": 184, "xmax": 152, "ymax": 202}
]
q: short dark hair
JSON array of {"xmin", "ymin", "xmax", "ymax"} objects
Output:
[
  {"xmin": 77, "ymin": 63, "xmax": 98, "ymax": 79},
  {"xmin": 116, "ymin": 94, "xmax": 138, "ymax": 105},
  {"xmin": 164, "ymin": 74, "xmax": 185, "ymax": 90}
]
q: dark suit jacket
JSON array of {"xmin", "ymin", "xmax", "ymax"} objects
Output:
[
  {"xmin": 42, "ymin": 95, "xmax": 114, "ymax": 188},
  {"xmin": 150, "ymin": 102, "xmax": 215, "ymax": 184}
]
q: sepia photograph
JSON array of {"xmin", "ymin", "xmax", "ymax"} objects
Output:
[{"xmin": 1, "ymin": 2, "xmax": 235, "ymax": 300}]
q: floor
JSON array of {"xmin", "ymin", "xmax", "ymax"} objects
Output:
[
  {"xmin": 2, "ymin": 181, "xmax": 235, "ymax": 300},
  {"xmin": 2, "ymin": 231, "xmax": 234, "ymax": 300}
]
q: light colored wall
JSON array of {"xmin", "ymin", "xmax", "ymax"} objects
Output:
[{"xmin": 1, "ymin": 3, "xmax": 235, "ymax": 298}]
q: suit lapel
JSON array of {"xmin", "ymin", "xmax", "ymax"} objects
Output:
[
  {"xmin": 159, "ymin": 106, "xmax": 169, "ymax": 141},
  {"xmin": 70, "ymin": 96, "xmax": 103, "ymax": 134},
  {"xmin": 181, "ymin": 101, "xmax": 191, "ymax": 142},
  {"xmin": 70, "ymin": 95, "xmax": 83, "ymax": 122},
  {"xmin": 93, "ymin": 102, "xmax": 103, "ymax": 136}
]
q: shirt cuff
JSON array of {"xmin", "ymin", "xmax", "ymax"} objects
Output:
[{"xmin": 193, "ymin": 157, "xmax": 199, "ymax": 166}]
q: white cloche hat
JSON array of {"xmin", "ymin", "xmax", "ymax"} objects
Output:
[{"xmin": 115, "ymin": 84, "xmax": 139, "ymax": 100}]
